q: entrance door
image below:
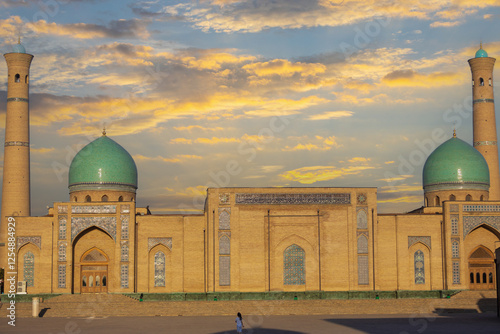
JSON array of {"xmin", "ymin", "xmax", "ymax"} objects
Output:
[
  {"xmin": 80, "ymin": 248, "xmax": 109, "ymax": 293},
  {"xmin": 468, "ymin": 246, "xmax": 495, "ymax": 290}
]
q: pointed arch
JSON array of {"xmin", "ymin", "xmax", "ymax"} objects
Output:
[
  {"xmin": 465, "ymin": 194, "xmax": 472, "ymax": 201},
  {"xmin": 449, "ymin": 194, "xmax": 456, "ymax": 201},
  {"xmin": 414, "ymin": 250, "xmax": 425, "ymax": 284},
  {"xmin": 219, "ymin": 235, "xmax": 230, "ymax": 255},
  {"xmin": 283, "ymin": 244, "xmax": 305, "ymax": 285},
  {"xmin": 357, "ymin": 209, "xmax": 368, "ymax": 229},
  {"xmin": 357, "ymin": 235, "xmax": 368, "ymax": 254},
  {"xmin": 154, "ymin": 251, "xmax": 166, "ymax": 287},
  {"xmin": 101, "ymin": 195, "xmax": 108, "ymax": 202},
  {"xmin": 81, "ymin": 247, "xmax": 109, "ymax": 263}
]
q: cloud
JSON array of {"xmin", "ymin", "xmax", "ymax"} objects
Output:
[
  {"xmin": 377, "ymin": 195, "xmax": 423, "ymax": 203},
  {"xmin": 282, "ymin": 135, "xmax": 340, "ymax": 151},
  {"xmin": 133, "ymin": 154, "xmax": 202, "ymax": 163},
  {"xmin": 174, "ymin": 125, "xmax": 225, "ymax": 132},
  {"xmin": 280, "ymin": 165, "xmax": 375, "ymax": 184},
  {"xmin": 348, "ymin": 157, "xmax": 371, "ymax": 163},
  {"xmin": 382, "ymin": 69, "xmax": 462, "ymax": 87},
  {"xmin": 308, "ymin": 111, "xmax": 354, "ymax": 120},
  {"xmin": 430, "ymin": 21, "xmax": 462, "ymax": 28},
  {"xmin": 243, "ymin": 59, "xmax": 325, "ymax": 77},
  {"xmin": 31, "ymin": 147, "xmax": 56, "ymax": 154}
]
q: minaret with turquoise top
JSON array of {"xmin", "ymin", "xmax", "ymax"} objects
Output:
[
  {"xmin": 468, "ymin": 44, "xmax": 500, "ymax": 200},
  {"xmin": 1, "ymin": 39, "xmax": 34, "ymax": 268}
]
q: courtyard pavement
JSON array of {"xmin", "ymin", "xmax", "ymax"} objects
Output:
[{"xmin": 0, "ymin": 313, "xmax": 498, "ymax": 334}]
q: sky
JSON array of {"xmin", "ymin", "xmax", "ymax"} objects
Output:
[{"xmin": 1, "ymin": 0, "xmax": 500, "ymax": 216}]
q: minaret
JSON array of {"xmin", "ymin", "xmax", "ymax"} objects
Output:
[
  {"xmin": 468, "ymin": 44, "xmax": 500, "ymax": 200},
  {"xmin": 0, "ymin": 40, "xmax": 33, "ymax": 268}
]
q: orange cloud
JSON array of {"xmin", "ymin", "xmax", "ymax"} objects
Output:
[
  {"xmin": 243, "ymin": 59, "xmax": 326, "ymax": 77},
  {"xmin": 280, "ymin": 165, "xmax": 375, "ymax": 184},
  {"xmin": 308, "ymin": 111, "xmax": 354, "ymax": 120},
  {"xmin": 382, "ymin": 69, "xmax": 462, "ymax": 87}
]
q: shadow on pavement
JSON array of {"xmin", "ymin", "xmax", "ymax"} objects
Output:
[{"xmin": 211, "ymin": 328, "xmax": 305, "ymax": 334}]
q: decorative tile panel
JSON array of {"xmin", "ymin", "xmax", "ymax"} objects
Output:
[
  {"xmin": 121, "ymin": 215, "xmax": 129, "ymax": 240},
  {"xmin": 451, "ymin": 239, "xmax": 460, "ymax": 258},
  {"xmin": 154, "ymin": 251, "xmax": 166, "ymax": 287},
  {"xmin": 219, "ymin": 256, "xmax": 230, "ymax": 286},
  {"xmin": 357, "ymin": 208, "xmax": 368, "ymax": 229},
  {"xmin": 71, "ymin": 205, "xmax": 117, "ymax": 214},
  {"xmin": 451, "ymin": 215, "xmax": 459, "ymax": 236},
  {"xmin": 235, "ymin": 193, "xmax": 350, "ymax": 205},
  {"xmin": 121, "ymin": 264, "xmax": 129, "ymax": 289},
  {"xmin": 283, "ymin": 244, "xmax": 305, "ymax": 285},
  {"xmin": 358, "ymin": 255, "xmax": 369, "ymax": 285},
  {"xmin": 463, "ymin": 205, "xmax": 500, "ymax": 212},
  {"xmin": 356, "ymin": 231, "xmax": 368, "ymax": 238},
  {"xmin": 463, "ymin": 216, "xmax": 500, "ymax": 238},
  {"xmin": 219, "ymin": 236, "xmax": 230, "ymax": 255},
  {"xmin": 58, "ymin": 242, "xmax": 67, "ymax": 262},
  {"xmin": 17, "ymin": 236, "xmax": 41, "ymax": 251},
  {"xmin": 408, "ymin": 236, "xmax": 431, "ymax": 250},
  {"xmin": 121, "ymin": 241, "xmax": 129, "ymax": 262},
  {"xmin": 357, "ymin": 235, "xmax": 368, "ymax": 254},
  {"xmin": 449, "ymin": 204, "xmax": 459, "ymax": 212},
  {"xmin": 58, "ymin": 205, "xmax": 68, "ymax": 214},
  {"xmin": 219, "ymin": 193, "xmax": 230, "ymax": 204},
  {"xmin": 414, "ymin": 250, "xmax": 425, "ymax": 284},
  {"xmin": 452, "ymin": 261, "xmax": 460, "ymax": 284},
  {"xmin": 219, "ymin": 208, "xmax": 230, "ymax": 230},
  {"xmin": 24, "ymin": 251, "xmax": 35, "ymax": 287},
  {"xmin": 58, "ymin": 265, "xmax": 66, "ymax": 288},
  {"xmin": 356, "ymin": 193, "xmax": 367, "ymax": 205},
  {"xmin": 59, "ymin": 216, "xmax": 67, "ymax": 240},
  {"xmin": 121, "ymin": 205, "xmax": 130, "ymax": 214},
  {"xmin": 148, "ymin": 237, "xmax": 172, "ymax": 252},
  {"xmin": 71, "ymin": 217, "xmax": 116, "ymax": 241}
]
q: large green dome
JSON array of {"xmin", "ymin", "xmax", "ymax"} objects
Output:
[
  {"xmin": 69, "ymin": 135, "xmax": 138, "ymax": 192},
  {"xmin": 423, "ymin": 136, "xmax": 489, "ymax": 192}
]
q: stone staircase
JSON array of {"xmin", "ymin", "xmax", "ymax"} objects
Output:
[{"xmin": 0, "ymin": 290, "xmax": 496, "ymax": 318}]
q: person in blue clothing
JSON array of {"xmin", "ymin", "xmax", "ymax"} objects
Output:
[{"xmin": 235, "ymin": 312, "xmax": 244, "ymax": 333}]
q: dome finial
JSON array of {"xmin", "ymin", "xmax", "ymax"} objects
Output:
[
  {"xmin": 102, "ymin": 127, "xmax": 106, "ymax": 136},
  {"xmin": 480, "ymin": 41, "xmax": 482, "ymax": 49},
  {"xmin": 453, "ymin": 128, "xmax": 456, "ymax": 138}
]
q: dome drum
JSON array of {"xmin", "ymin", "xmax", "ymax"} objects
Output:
[
  {"xmin": 69, "ymin": 182, "xmax": 137, "ymax": 193},
  {"xmin": 423, "ymin": 181, "xmax": 490, "ymax": 193}
]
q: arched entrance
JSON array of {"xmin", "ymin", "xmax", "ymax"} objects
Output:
[
  {"xmin": 468, "ymin": 246, "xmax": 495, "ymax": 290},
  {"xmin": 80, "ymin": 248, "xmax": 108, "ymax": 293}
]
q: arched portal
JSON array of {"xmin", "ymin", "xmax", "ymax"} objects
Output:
[
  {"xmin": 80, "ymin": 248, "xmax": 109, "ymax": 293},
  {"xmin": 468, "ymin": 246, "xmax": 495, "ymax": 290}
]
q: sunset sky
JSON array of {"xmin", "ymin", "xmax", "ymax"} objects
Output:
[{"xmin": 1, "ymin": 0, "xmax": 500, "ymax": 216}]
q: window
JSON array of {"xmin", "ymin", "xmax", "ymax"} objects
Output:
[
  {"xmin": 489, "ymin": 78, "xmax": 492, "ymax": 86},
  {"xmin": 452, "ymin": 241, "xmax": 459, "ymax": 258},
  {"xmin": 283, "ymin": 244, "xmax": 305, "ymax": 285},
  {"xmin": 85, "ymin": 195, "xmax": 91, "ymax": 202},
  {"xmin": 73, "ymin": 196, "xmax": 77, "ymax": 202},
  {"xmin": 479, "ymin": 77, "xmax": 484, "ymax": 86},
  {"xmin": 449, "ymin": 194, "xmax": 456, "ymax": 201},
  {"xmin": 414, "ymin": 250, "xmax": 425, "ymax": 284},
  {"xmin": 102, "ymin": 195, "xmax": 108, "ymax": 202},
  {"xmin": 82, "ymin": 275, "xmax": 87, "ymax": 287},
  {"xmin": 357, "ymin": 210, "xmax": 367, "ymax": 229},
  {"xmin": 25, "ymin": 75, "xmax": 28, "ymax": 84},
  {"xmin": 358, "ymin": 255, "xmax": 369, "ymax": 285},
  {"xmin": 465, "ymin": 194, "xmax": 472, "ymax": 201},
  {"xmin": 219, "ymin": 236, "xmax": 230, "ymax": 255},
  {"xmin": 435, "ymin": 196, "xmax": 440, "ymax": 206},
  {"xmin": 154, "ymin": 251, "xmax": 166, "ymax": 287},
  {"xmin": 24, "ymin": 252, "xmax": 35, "ymax": 287},
  {"xmin": 219, "ymin": 210, "xmax": 230, "ymax": 229},
  {"xmin": 119, "ymin": 196, "xmax": 123, "ymax": 202},
  {"xmin": 470, "ymin": 273, "xmax": 474, "ymax": 283},
  {"xmin": 357, "ymin": 235, "xmax": 368, "ymax": 254},
  {"xmin": 480, "ymin": 195, "xmax": 484, "ymax": 201},
  {"xmin": 425, "ymin": 197, "xmax": 428, "ymax": 206},
  {"xmin": 15, "ymin": 74, "xmax": 20, "ymax": 82}
]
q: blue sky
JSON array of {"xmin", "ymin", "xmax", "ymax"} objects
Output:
[{"xmin": 1, "ymin": 0, "xmax": 500, "ymax": 215}]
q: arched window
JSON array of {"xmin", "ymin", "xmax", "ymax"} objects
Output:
[
  {"xmin": 131, "ymin": 197, "xmax": 134, "ymax": 202},
  {"xmin": 479, "ymin": 77, "xmax": 484, "ymax": 86},
  {"xmin": 435, "ymin": 196, "xmax": 440, "ymax": 206},
  {"xmin": 89, "ymin": 275, "xmax": 94, "ymax": 287},
  {"xmin": 15, "ymin": 74, "xmax": 20, "ymax": 83},
  {"xmin": 154, "ymin": 251, "xmax": 166, "ymax": 287},
  {"xmin": 480, "ymin": 195, "xmax": 484, "ymax": 201},
  {"xmin": 476, "ymin": 272, "xmax": 480, "ymax": 283},
  {"xmin": 219, "ymin": 210, "xmax": 230, "ymax": 230},
  {"xmin": 283, "ymin": 244, "xmax": 305, "ymax": 285},
  {"xmin": 449, "ymin": 194, "xmax": 456, "ymax": 201},
  {"xmin": 24, "ymin": 252, "xmax": 35, "ymax": 287},
  {"xmin": 102, "ymin": 275, "xmax": 107, "ymax": 286},
  {"xmin": 118, "ymin": 196, "xmax": 123, "ymax": 202},
  {"xmin": 483, "ymin": 273, "xmax": 487, "ymax": 283},
  {"xmin": 101, "ymin": 195, "xmax": 108, "ymax": 202},
  {"xmin": 357, "ymin": 210, "xmax": 367, "ymax": 229},
  {"xmin": 466, "ymin": 194, "xmax": 472, "ymax": 201},
  {"xmin": 472, "ymin": 79, "xmax": 475, "ymax": 87},
  {"xmin": 425, "ymin": 197, "xmax": 428, "ymax": 207},
  {"xmin": 73, "ymin": 196, "xmax": 77, "ymax": 202},
  {"xmin": 489, "ymin": 272, "xmax": 493, "ymax": 283},
  {"xmin": 489, "ymin": 78, "xmax": 492, "ymax": 86},
  {"xmin": 82, "ymin": 275, "xmax": 87, "ymax": 287},
  {"xmin": 357, "ymin": 235, "xmax": 368, "ymax": 254},
  {"xmin": 219, "ymin": 236, "xmax": 230, "ymax": 255},
  {"xmin": 470, "ymin": 272, "xmax": 474, "ymax": 283},
  {"xmin": 452, "ymin": 241, "xmax": 459, "ymax": 258},
  {"xmin": 121, "ymin": 243, "xmax": 129, "ymax": 262},
  {"xmin": 96, "ymin": 275, "xmax": 100, "ymax": 287},
  {"xmin": 414, "ymin": 250, "xmax": 425, "ymax": 284},
  {"xmin": 59, "ymin": 243, "xmax": 66, "ymax": 262},
  {"xmin": 85, "ymin": 195, "xmax": 91, "ymax": 202},
  {"xmin": 25, "ymin": 75, "xmax": 29, "ymax": 83}
]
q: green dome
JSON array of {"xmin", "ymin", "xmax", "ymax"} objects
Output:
[
  {"xmin": 475, "ymin": 48, "xmax": 488, "ymax": 58},
  {"xmin": 69, "ymin": 135, "xmax": 138, "ymax": 192},
  {"xmin": 423, "ymin": 136, "xmax": 489, "ymax": 192},
  {"xmin": 12, "ymin": 43, "xmax": 26, "ymax": 54}
]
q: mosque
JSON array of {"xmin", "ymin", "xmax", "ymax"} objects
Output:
[{"xmin": 0, "ymin": 42, "xmax": 499, "ymax": 295}]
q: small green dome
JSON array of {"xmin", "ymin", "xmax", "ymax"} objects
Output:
[
  {"xmin": 12, "ymin": 43, "xmax": 26, "ymax": 54},
  {"xmin": 423, "ymin": 136, "xmax": 489, "ymax": 192},
  {"xmin": 475, "ymin": 47, "xmax": 488, "ymax": 58},
  {"xmin": 69, "ymin": 135, "xmax": 138, "ymax": 192}
]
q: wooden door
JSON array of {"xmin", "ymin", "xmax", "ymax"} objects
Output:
[{"xmin": 81, "ymin": 266, "xmax": 108, "ymax": 293}]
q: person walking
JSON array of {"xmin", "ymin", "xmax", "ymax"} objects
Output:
[{"xmin": 235, "ymin": 312, "xmax": 244, "ymax": 333}]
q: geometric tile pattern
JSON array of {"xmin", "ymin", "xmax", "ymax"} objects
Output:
[
  {"xmin": 357, "ymin": 208, "xmax": 368, "ymax": 229},
  {"xmin": 218, "ymin": 208, "xmax": 230, "ymax": 230},
  {"xmin": 154, "ymin": 251, "xmax": 166, "ymax": 287},
  {"xmin": 463, "ymin": 216, "xmax": 500, "ymax": 238},
  {"xmin": 121, "ymin": 215, "xmax": 129, "ymax": 240},
  {"xmin": 219, "ymin": 236, "xmax": 230, "ymax": 255},
  {"xmin": 71, "ymin": 216, "xmax": 117, "ymax": 241},
  {"xmin": 17, "ymin": 236, "xmax": 41, "ymax": 251},
  {"xmin": 236, "ymin": 193, "xmax": 350, "ymax": 205},
  {"xmin": 121, "ymin": 264, "xmax": 129, "ymax": 289},
  {"xmin": 120, "ymin": 205, "xmax": 130, "ymax": 214},
  {"xmin": 357, "ymin": 235, "xmax": 368, "ymax": 254},
  {"xmin": 450, "ymin": 204, "xmax": 459, "ymax": 212},
  {"xmin": 219, "ymin": 256, "xmax": 230, "ymax": 286},
  {"xmin": 356, "ymin": 193, "xmax": 367, "ymax": 205},
  {"xmin": 414, "ymin": 250, "xmax": 425, "ymax": 284},
  {"xmin": 451, "ymin": 215, "xmax": 459, "ymax": 235},
  {"xmin": 408, "ymin": 236, "xmax": 431, "ymax": 250},
  {"xmin": 357, "ymin": 255, "xmax": 369, "ymax": 285},
  {"xmin": 148, "ymin": 237, "xmax": 172, "ymax": 252},
  {"xmin": 59, "ymin": 216, "xmax": 67, "ymax": 240},
  {"xmin": 71, "ymin": 205, "xmax": 117, "ymax": 214},
  {"xmin": 452, "ymin": 261, "xmax": 460, "ymax": 284},
  {"xmin": 58, "ymin": 265, "xmax": 66, "ymax": 288},
  {"xmin": 121, "ymin": 241, "xmax": 129, "ymax": 262},
  {"xmin": 57, "ymin": 205, "xmax": 68, "ymax": 214},
  {"xmin": 283, "ymin": 244, "xmax": 305, "ymax": 285},
  {"xmin": 463, "ymin": 205, "xmax": 500, "ymax": 212},
  {"xmin": 24, "ymin": 251, "xmax": 34, "ymax": 287},
  {"xmin": 58, "ymin": 241, "xmax": 67, "ymax": 262},
  {"xmin": 219, "ymin": 193, "xmax": 230, "ymax": 204},
  {"xmin": 451, "ymin": 240, "xmax": 459, "ymax": 258}
]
